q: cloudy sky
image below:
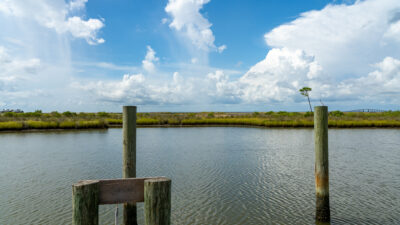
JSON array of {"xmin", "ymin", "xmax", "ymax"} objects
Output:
[{"xmin": 1, "ymin": 0, "xmax": 400, "ymax": 112}]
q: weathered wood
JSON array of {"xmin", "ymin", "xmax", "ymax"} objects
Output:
[
  {"xmin": 144, "ymin": 178, "xmax": 171, "ymax": 225},
  {"xmin": 99, "ymin": 178, "xmax": 144, "ymax": 204},
  {"xmin": 123, "ymin": 106, "xmax": 137, "ymax": 225},
  {"xmin": 72, "ymin": 180, "xmax": 99, "ymax": 225},
  {"xmin": 98, "ymin": 178, "xmax": 162, "ymax": 204},
  {"xmin": 314, "ymin": 106, "xmax": 330, "ymax": 222}
]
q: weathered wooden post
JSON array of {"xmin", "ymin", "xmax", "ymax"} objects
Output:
[
  {"xmin": 144, "ymin": 178, "xmax": 171, "ymax": 225},
  {"xmin": 72, "ymin": 180, "xmax": 99, "ymax": 225},
  {"xmin": 314, "ymin": 106, "xmax": 330, "ymax": 222},
  {"xmin": 123, "ymin": 106, "xmax": 137, "ymax": 225}
]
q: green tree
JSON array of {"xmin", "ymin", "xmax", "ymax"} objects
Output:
[{"xmin": 299, "ymin": 87, "xmax": 313, "ymax": 112}]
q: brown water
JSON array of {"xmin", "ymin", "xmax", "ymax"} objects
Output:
[{"xmin": 0, "ymin": 128, "xmax": 399, "ymax": 224}]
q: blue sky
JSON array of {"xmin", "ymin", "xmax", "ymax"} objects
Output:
[{"xmin": 1, "ymin": 0, "xmax": 400, "ymax": 112}]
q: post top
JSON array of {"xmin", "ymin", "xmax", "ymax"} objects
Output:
[
  {"xmin": 123, "ymin": 106, "xmax": 137, "ymax": 108},
  {"xmin": 314, "ymin": 106, "xmax": 328, "ymax": 110},
  {"xmin": 73, "ymin": 180, "xmax": 99, "ymax": 187},
  {"xmin": 144, "ymin": 177, "xmax": 171, "ymax": 183}
]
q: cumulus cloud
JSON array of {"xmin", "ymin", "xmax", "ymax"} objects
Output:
[
  {"xmin": 76, "ymin": 71, "xmax": 194, "ymax": 105},
  {"xmin": 336, "ymin": 57, "xmax": 400, "ymax": 103},
  {"xmin": 264, "ymin": 0, "xmax": 400, "ymax": 77},
  {"xmin": 142, "ymin": 46, "xmax": 159, "ymax": 73},
  {"xmin": 0, "ymin": 0, "xmax": 105, "ymax": 45},
  {"xmin": 165, "ymin": 0, "xmax": 225, "ymax": 53}
]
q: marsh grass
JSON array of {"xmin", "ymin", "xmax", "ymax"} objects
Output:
[
  {"xmin": 1, "ymin": 111, "xmax": 399, "ymax": 131},
  {"xmin": 0, "ymin": 121, "xmax": 24, "ymax": 130}
]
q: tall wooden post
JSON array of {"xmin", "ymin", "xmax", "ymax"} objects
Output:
[
  {"xmin": 144, "ymin": 178, "xmax": 171, "ymax": 225},
  {"xmin": 314, "ymin": 106, "xmax": 330, "ymax": 222},
  {"xmin": 72, "ymin": 180, "xmax": 99, "ymax": 225},
  {"xmin": 123, "ymin": 106, "xmax": 137, "ymax": 225}
]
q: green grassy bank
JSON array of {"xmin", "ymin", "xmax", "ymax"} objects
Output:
[{"xmin": 1, "ymin": 110, "xmax": 400, "ymax": 131}]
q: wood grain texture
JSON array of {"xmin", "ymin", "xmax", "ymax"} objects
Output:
[
  {"xmin": 123, "ymin": 106, "xmax": 137, "ymax": 225},
  {"xmin": 72, "ymin": 180, "xmax": 99, "ymax": 225},
  {"xmin": 314, "ymin": 106, "xmax": 330, "ymax": 222},
  {"xmin": 123, "ymin": 106, "xmax": 136, "ymax": 178},
  {"xmin": 144, "ymin": 178, "xmax": 171, "ymax": 225},
  {"xmin": 98, "ymin": 178, "xmax": 163, "ymax": 204}
]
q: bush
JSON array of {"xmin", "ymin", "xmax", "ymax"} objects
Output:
[
  {"xmin": 3, "ymin": 112, "xmax": 15, "ymax": 117},
  {"xmin": 97, "ymin": 112, "xmax": 109, "ymax": 117},
  {"xmin": 304, "ymin": 111, "xmax": 314, "ymax": 117},
  {"xmin": 252, "ymin": 112, "xmax": 260, "ymax": 117},
  {"xmin": 50, "ymin": 111, "xmax": 61, "ymax": 117},
  {"xmin": 207, "ymin": 112, "xmax": 214, "ymax": 118},
  {"xmin": 63, "ymin": 111, "xmax": 77, "ymax": 117},
  {"xmin": 329, "ymin": 110, "xmax": 344, "ymax": 117}
]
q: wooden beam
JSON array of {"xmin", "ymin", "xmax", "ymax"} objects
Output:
[{"xmin": 73, "ymin": 177, "xmax": 166, "ymax": 205}]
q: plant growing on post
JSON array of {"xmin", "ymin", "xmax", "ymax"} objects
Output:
[{"xmin": 300, "ymin": 87, "xmax": 313, "ymax": 112}]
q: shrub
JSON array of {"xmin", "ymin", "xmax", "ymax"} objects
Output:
[
  {"xmin": 329, "ymin": 110, "xmax": 344, "ymax": 117},
  {"xmin": 50, "ymin": 111, "xmax": 61, "ymax": 117},
  {"xmin": 63, "ymin": 111, "xmax": 77, "ymax": 117},
  {"xmin": 304, "ymin": 111, "xmax": 314, "ymax": 117},
  {"xmin": 97, "ymin": 112, "xmax": 109, "ymax": 117}
]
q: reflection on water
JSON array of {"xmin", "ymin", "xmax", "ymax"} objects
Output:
[{"xmin": 0, "ymin": 128, "xmax": 399, "ymax": 224}]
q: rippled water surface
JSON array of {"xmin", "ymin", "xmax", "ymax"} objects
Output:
[{"xmin": 0, "ymin": 128, "xmax": 399, "ymax": 224}]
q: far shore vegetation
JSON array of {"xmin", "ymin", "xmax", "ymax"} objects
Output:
[{"xmin": 1, "ymin": 110, "xmax": 400, "ymax": 131}]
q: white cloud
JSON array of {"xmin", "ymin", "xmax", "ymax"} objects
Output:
[
  {"xmin": 165, "ymin": 0, "xmax": 225, "ymax": 53},
  {"xmin": 0, "ymin": 0, "xmax": 105, "ymax": 45},
  {"xmin": 0, "ymin": 46, "xmax": 44, "ymax": 103},
  {"xmin": 142, "ymin": 46, "xmax": 159, "ymax": 73},
  {"xmin": 217, "ymin": 45, "xmax": 227, "ymax": 53},
  {"xmin": 76, "ymin": 71, "xmax": 194, "ymax": 105},
  {"xmin": 264, "ymin": 0, "xmax": 400, "ymax": 77},
  {"xmin": 336, "ymin": 57, "xmax": 400, "ymax": 103},
  {"xmin": 238, "ymin": 48, "xmax": 324, "ymax": 103},
  {"xmin": 68, "ymin": 0, "xmax": 88, "ymax": 11}
]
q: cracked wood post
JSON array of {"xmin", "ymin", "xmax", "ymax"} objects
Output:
[
  {"xmin": 123, "ymin": 106, "xmax": 137, "ymax": 225},
  {"xmin": 314, "ymin": 106, "xmax": 330, "ymax": 222},
  {"xmin": 72, "ymin": 180, "xmax": 99, "ymax": 225},
  {"xmin": 144, "ymin": 178, "xmax": 171, "ymax": 225}
]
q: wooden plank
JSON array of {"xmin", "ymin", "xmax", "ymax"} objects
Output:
[{"xmin": 96, "ymin": 177, "xmax": 164, "ymax": 205}]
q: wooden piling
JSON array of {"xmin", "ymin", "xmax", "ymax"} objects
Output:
[
  {"xmin": 123, "ymin": 106, "xmax": 137, "ymax": 225},
  {"xmin": 314, "ymin": 106, "xmax": 330, "ymax": 222},
  {"xmin": 144, "ymin": 178, "xmax": 171, "ymax": 225},
  {"xmin": 72, "ymin": 180, "xmax": 99, "ymax": 225}
]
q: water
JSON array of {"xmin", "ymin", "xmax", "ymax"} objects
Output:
[{"xmin": 0, "ymin": 128, "xmax": 399, "ymax": 224}]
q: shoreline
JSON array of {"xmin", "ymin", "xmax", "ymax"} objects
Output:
[{"xmin": 1, "ymin": 123, "xmax": 400, "ymax": 133}]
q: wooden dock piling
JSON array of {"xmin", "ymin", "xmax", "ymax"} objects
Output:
[
  {"xmin": 314, "ymin": 106, "xmax": 330, "ymax": 222},
  {"xmin": 123, "ymin": 106, "xmax": 137, "ymax": 225},
  {"xmin": 144, "ymin": 178, "xmax": 171, "ymax": 225},
  {"xmin": 72, "ymin": 180, "xmax": 99, "ymax": 225}
]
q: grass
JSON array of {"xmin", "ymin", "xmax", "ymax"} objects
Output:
[{"xmin": 1, "ymin": 110, "xmax": 399, "ymax": 131}]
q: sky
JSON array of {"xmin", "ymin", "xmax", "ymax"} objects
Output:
[{"xmin": 1, "ymin": 0, "xmax": 400, "ymax": 112}]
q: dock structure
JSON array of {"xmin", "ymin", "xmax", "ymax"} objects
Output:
[
  {"xmin": 72, "ymin": 106, "xmax": 171, "ymax": 225},
  {"xmin": 72, "ymin": 105, "xmax": 337, "ymax": 224}
]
